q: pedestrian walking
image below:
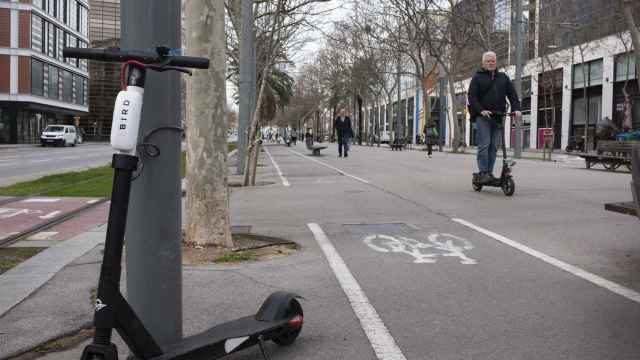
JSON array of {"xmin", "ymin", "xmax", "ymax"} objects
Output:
[
  {"xmin": 334, "ymin": 108, "xmax": 354, "ymax": 158},
  {"xmin": 423, "ymin": 121, "xmax": 438, "ymax": 158}
]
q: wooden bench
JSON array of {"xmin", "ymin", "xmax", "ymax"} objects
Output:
[
  {"xmin": 305, "ymin": 137, "xmax": 327, "ymax": 156},
  {"xmin": 578, "ymin": 140, "xmax": 638, "ymax": 171},
  {"xmin": 389, "ymin": 138, "xmax": 406, "ymax": 151}
]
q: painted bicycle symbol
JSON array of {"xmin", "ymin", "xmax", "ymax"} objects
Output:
[{"xmin": 363, "ymin": 233, "xmax": 477, "ymax": 264}]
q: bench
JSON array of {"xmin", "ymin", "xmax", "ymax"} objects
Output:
[
  {"xmin": 305, "ymin": 137, "xmax": 327, "ymax": 156},
  {"xmin": 604, "ymin": 145, "xmax": 640, "ymax": 219},
  {"xmin": 577, "ymin": 140, "xmax": 638, "ymax": 171},
  {"xmin": 389, "ymin": 138, "xmax": 406, "ymax": 151}
]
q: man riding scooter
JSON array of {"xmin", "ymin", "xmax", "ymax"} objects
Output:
[{"xmin": 467, "ymin": 51, "xmax": 522, "ymax": 184}]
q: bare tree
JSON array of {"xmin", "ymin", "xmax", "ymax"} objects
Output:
[
  {"xmin": 184, "ymin": 0, "xmax": 233, "ymax": 247},
  {"xmin": 621, "ymin": 0, "xmax": 640, "ymax": 92}
]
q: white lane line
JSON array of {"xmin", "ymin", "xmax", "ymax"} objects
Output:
[
  {"xmin": 452, "ymin": 218, "xmax": 640, "ymax": 305},
  {"xmin": 308, "ymin": 223, "xmax": 407, "ymax": 360},
  {"xmin": 39, "ymin": 210, "xmax": 61, "ymax": 219},
  {"xmin": 289, "ymin": 150, "xmax": 370, "ymax": 184},
  {"xmin": 31, "ymin": 159, "xmax": 49, "ymax": 163},
  {"xmin": 264, "ymin": 147, "xmax": 290, "ymax": 187},
  {"xmin": 22, "ymin": 198, "xmax": 61, "ymax": 203},
  {"xmin": 86, "ymin": 199, "xmax": 100, "ymax": 204}
]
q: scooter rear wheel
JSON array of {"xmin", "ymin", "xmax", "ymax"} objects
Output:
[
  {"xmin": 273, "ymin": 299, "xmax": 303, "ymax": 346},
  {"xmin": 502, "ymin": 178, "xmax": 515, "ymax": 196}
]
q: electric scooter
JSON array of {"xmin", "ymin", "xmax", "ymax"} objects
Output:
[
  {"xmin": 472, "ymin": 112, "xmax": 517, "ymax": 196},
  {"xmin": 63, "ymin": 46, "xmax": 303, "ymax": 360}
]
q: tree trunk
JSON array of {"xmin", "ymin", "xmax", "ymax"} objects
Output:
[
  {"xmin": 622, "ymin": 0, "xmax": 640, "ymax": 91},
  {"xmin": 250, "ymin": 138, "xmax": 260, "ymax": 185},
  {"xmin": 184, "ymin": 0, "xmax": 233, "ymax": 247},
  {"xmin": 243, "ymin": 66, "xmax": 269, "ymax": 186}
]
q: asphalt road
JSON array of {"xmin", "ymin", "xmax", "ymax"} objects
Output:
[
  {"xmin": 4, "ymin": 142, "xmax": 639, "ymax": 360},
  {"xmin": 0, "ymin": 143, "xmax": 113, "ymax": 186},
  {"xmin": 225, "ymin": 143, "xmax": 640, "ymax": 360}
]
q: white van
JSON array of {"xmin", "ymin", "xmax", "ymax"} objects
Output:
[{"xmin": 40, "ymin": 125, "xmax": 78, "ymax": 147}]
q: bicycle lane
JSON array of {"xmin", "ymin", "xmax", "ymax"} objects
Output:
[{"xmin": 263, "ymin": 146, "xmax": 640, "ymax": 360}]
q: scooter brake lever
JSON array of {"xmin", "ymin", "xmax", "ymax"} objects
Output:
[{"xmin": 147, "ymin": 65, "xmax": 193, "ymax": 76}]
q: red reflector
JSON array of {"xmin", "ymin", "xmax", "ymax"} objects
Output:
[{"xmin": 289, "ymin": 315, "xmax": 303, "ymax": 328}]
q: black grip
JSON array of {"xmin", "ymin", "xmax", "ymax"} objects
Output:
[
  {"xmin": 63, "ymin": 47, "xmax": 209, "ymax": 69},
  {"xmin": 167, "ymin": 56, "xmax": 210, "ymax": 69},
  {"xmin": 63, "ymin": 47, "xmax": 108, "ymax": 60}
]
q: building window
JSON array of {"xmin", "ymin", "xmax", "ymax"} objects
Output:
[
  {"xmin": 49, "ymin": 65, "xmax": 59, "ymax": 100},
  {"xmin": 47, "ymin": 0, "xmax": 56, "ymax": 17},
  {"xmin": 33, "ymin": 0, "xmax": 44, "ymax": 10},
  {"xmin": 57, "ymin": 28, "xmax": 64, "ymax": 62},
  {"xmin": 57, "ymin": 0, "xmax": 64, "ymax": 21},
  {"xmin": 47, "ymin": 22, "xmax": 56, "ymax": 59},
  {"xmin": 73, "ymin": 74, "xmax": 83, "ymax": 104},
  {"xmin": 83, "ymin": 78, "xmax": 88, "ymax": 106},
  {"xmin": 78, "ymin": 40, "xmax": 88, "ymax": 71},
  {"xmin": 573, "ymin": 59, "xmax": 604, "ymax": 89},
  {"xmin": 615, "ymin": 52, "xmax": 637, "ymax": 82},
  {"xmin": 79, "ymin": 6, "xmax": 88, "ymax": 36},
  {"xmin": 32, "ymin": 15, "xmax": 44, "ymax": 53},
  {"xmin": 62, "ymin": 70, "xmax": 73, "ymax": 102},
  {"xmin": 31, "ymin": 59, "xmax": 45, "ymax": 97},
  {"xmin": 68, "ymin": 0, "xmax": 77, "ymax": 31},
  {"xmin": 572, "ymin": 95, "xmax": 602, "ymax": 125},
  {"xmin": 65, "ymin": 33, "xmax": 78, "ymax": 66}
]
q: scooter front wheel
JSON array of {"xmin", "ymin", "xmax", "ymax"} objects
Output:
[
  {"xmin": 472, "ymin": 183, "xmax": 482, "ymax": 192},
  {"xmin": 502, "ymin": 178, "xmax": 515, "ymax": 196},
  {"xmin": 273, "ymin": 298, "xmax": 303, "ymax": 346}
]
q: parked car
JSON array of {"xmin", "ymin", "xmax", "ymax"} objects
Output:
[{"xmin": 40, "ymin": 125, "xmax": 78, "ymax": 147}]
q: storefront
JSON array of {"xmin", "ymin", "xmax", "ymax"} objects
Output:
[
  {"xmin": 571, "ymin": 59, "xmax": 603, "ymax": 151},
  {"xmin": 613, "ymin": 52, "xmax": 640, "ymax": 131},
  {"xmin": 538, "ymin": 69, "xmax": 563, "ymax": 149},
  {"xmin": 0, "ymin": 102, "xmax": 79, "ymax": 144}
]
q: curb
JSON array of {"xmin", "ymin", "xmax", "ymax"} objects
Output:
[{"xmin": 0, "ymin": 226, "xmax": 105, "ymax": 318}]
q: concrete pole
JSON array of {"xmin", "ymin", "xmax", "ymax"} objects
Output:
[
  {"xmin": 513, "ymin": 0, "xmax": 524, "ymax": 158},
  {"xmin": 236, "ymin": 0, "xmax": 254, "ymax": 174},
  {"xmin": 122, "ymin": 0, "xmax": 182, "ymax": 345}
]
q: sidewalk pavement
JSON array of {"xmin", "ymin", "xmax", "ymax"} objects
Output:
[{"xmin": 0, "ymin": 149, "xmax": 258, "ymax": 359}]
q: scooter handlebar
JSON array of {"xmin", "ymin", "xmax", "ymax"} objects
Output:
[{"xmin": 63, "ymin": 47, "xmax": 210, "ymax": 69}]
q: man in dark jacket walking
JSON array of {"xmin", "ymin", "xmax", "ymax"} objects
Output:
[
  {"xmin": 467, "ymin": 51, "xmax": 521, "ymax": 184},
  {"xmin": 334, "ymin": 108, "xmax": 353, "ymax": 158}
]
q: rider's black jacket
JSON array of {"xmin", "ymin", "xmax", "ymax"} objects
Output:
[{"xmin": 467, "ymin": 68, "xmax": 521, "ymax": 119}]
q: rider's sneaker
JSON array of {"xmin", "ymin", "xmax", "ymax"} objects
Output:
[{"xmin": 479, "ymin": 173, "xmax": 493, "ymax": 184}]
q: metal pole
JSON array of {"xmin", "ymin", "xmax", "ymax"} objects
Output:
[
  {"xmin": 236, "ymin": 0, "xmax": 253, "ymax": 174},
  {"xmin": 396, "ymin": 56, "xmax": 402, "ymax": 141},
  {"xmin": 438, "ymin": 77, "xmax": 447, "ymax": 151},
  {"xmin": 513, "ymin": 0, "xmax": 524, "ymax": 158},
  {"xmin": 122, "ymin": 0, "xmax": 182, "ymax": 346}
]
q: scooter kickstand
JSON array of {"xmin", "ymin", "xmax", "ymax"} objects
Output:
[{"xmin": 258, "ymin": 335, "xmax": 271, "ymax": 360}]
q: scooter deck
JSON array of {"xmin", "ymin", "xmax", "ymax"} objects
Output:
[
  {"xmin": 472, "ymin": 175, "xmax": 504, "ymax": 187},
  {"xmin": 152, "ymin": 315, "xmax": 290, "ymax": 360}
]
